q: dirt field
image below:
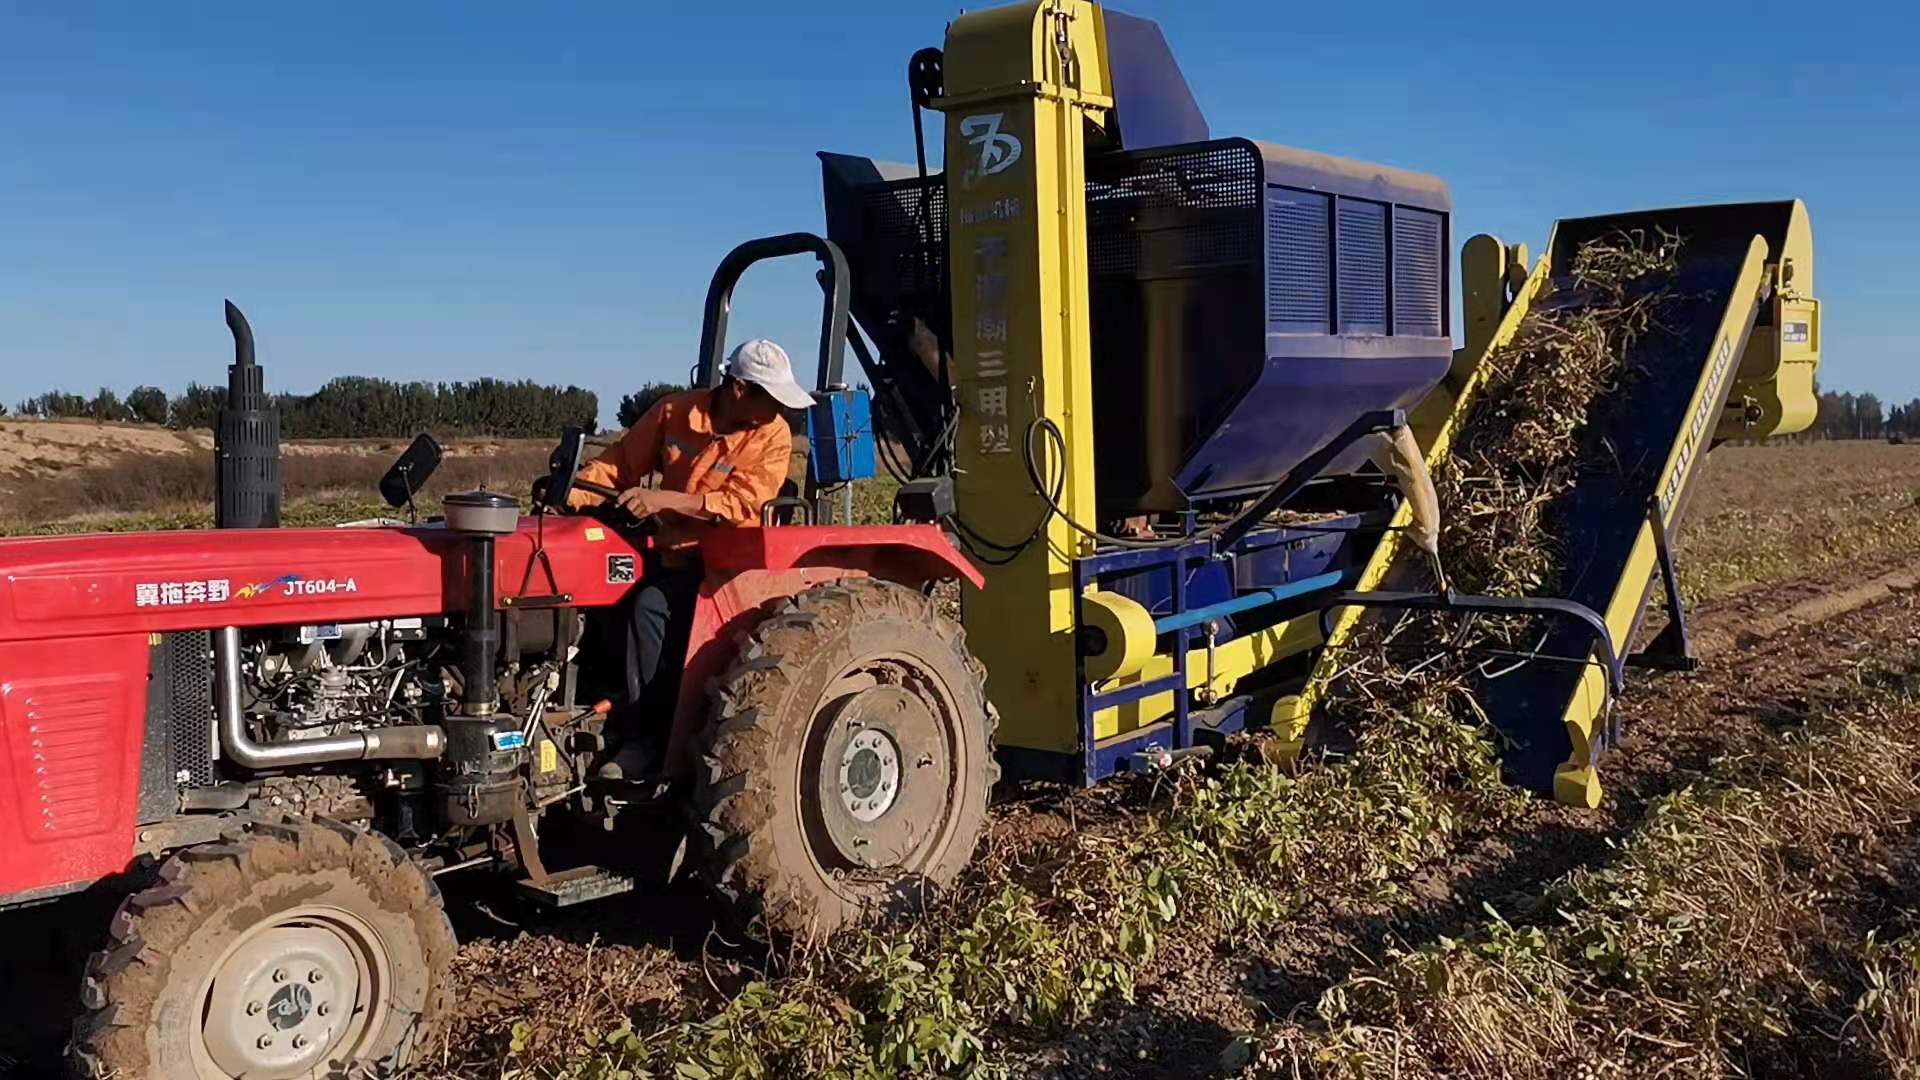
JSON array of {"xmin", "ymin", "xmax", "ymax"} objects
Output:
[
  {"xmin": 0, "ymin": 439, "xmax": 1916, "ymax": 1078},
  {"xmin": 0, "ymin": 417, "xmax": 555, "ymax": 534}
]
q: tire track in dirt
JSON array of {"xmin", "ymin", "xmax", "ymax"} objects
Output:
[
  {"xmin": 1693, "ymin": 560, "xmax": 1920, "ymax": 658},
  {"xmin": 1011, "ymin": 561, "xmax": 1920, "ymax": 1080}
]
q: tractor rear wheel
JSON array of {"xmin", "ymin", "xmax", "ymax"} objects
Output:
[
  {"xmin": 694, "ymin": 578, "xmax": 997, "ymax": 939},
  {"xmin": 70, "ymin": 817, "xmax": 456, "ymax": 1080}
]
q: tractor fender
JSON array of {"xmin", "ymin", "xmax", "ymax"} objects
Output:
[
  {"xmin": 662, "ymin": 526, "xmax": 981, "ymax": 778},
  {"xmin": 696, "ymin": 524, "xmax": 984, "ymax": 589}
]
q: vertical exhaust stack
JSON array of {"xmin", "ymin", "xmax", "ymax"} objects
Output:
[
  {"xmin": 215, "ymin": 299, "xmax": 281, "ymax": 529},
  {"xmin": 438, "ymin": 491, "xmax": 526, "ymax": 826}
]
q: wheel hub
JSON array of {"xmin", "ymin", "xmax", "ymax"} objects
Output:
[
  {"xmin": 839, "ymin": 728, "xmax": 901, "ymax": 822},
  {"xmin": 812, "ymin": 684, "xmax": 951, "ymax": 870},
  {"xmin": 200, "ymin": 910, "xmax": 382, "ymax": 1080}
]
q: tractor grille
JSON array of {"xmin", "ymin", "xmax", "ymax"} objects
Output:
[
  {"xmin": 166, "ymin": 631, "xmax": 216, "ymax": 787},
  {"xmin": 138, "ymin": 630, "xmax": 216, "ymax": 822}
]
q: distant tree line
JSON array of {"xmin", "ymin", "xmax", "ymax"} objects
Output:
[
  {"xmin": 1813, "ymin": 387, "xmax": 1920, "ymax": 441},
  {"xmin": 615, "ymin": 382, "xmax": 687, "ymax": 429},
  {"xmin": 13, "ymin": 378, "xmax": 599, "ymax": 438}
]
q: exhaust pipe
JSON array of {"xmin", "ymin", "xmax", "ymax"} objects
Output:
[
  {"xmin": 215, "ymin": 300, "xmax": 282, "ymax": 529},
  {"xmin": 214, "ymin": 626, "xmax": 445, "ymax": 768}
]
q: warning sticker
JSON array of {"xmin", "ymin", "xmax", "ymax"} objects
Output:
[
  {"xmin": 607, "ymin": 554, "xmax": 636, "ymax": 584},
  {"xmin": 1784, "ymin": 321, "xmax": 1810, "ymax": 344}
]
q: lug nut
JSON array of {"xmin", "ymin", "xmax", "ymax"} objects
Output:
[
  {"xmin": 292, "ymin": 1035, "xmax": 309, "ymax": 1050},
  {"xmin": 317, "ymin": 1003, "xmax": 331, "ymax": 1018},
  {"xmin": 256, "ymin": 1035, "xmax": 274, "ymax": 1050},
  {"xmin": 245, "ymin": 1001, "xmax": 264, "ymax": 1016},
  {"xmin": 271, "ymin": 968, "xmax": 288, "ymax": 983},
  {"xmin": 307, "ymin": 969, "xmax": 324, "ymax": 984}
]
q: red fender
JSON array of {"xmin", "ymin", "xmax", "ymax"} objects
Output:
[{"xmin": 696, "ymin": 524, "xmax": 983, "ymax": 588}]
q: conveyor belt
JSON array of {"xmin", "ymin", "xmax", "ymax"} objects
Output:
[
  {"xmin": 1282, "ymin": 202, "xmax": 1817, "ymax": 806},
  {"xmin": 1487, "ymin": 221, "xmax": 1769, "ymax": 804}
]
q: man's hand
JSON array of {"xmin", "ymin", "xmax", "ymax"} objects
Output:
[{"xmin": 615, "ymin": 487, "xmax": 704, "ymax": 519}]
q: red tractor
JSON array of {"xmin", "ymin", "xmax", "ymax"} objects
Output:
[{"xmin": 0, "ymin": 239, "xmax": 997, "ymax": 1078}]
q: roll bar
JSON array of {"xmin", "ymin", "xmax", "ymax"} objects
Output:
[{"xmin": 695, "ymin": 232, "xmax": 852, "ymax": 394}]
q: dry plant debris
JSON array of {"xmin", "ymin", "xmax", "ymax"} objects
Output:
[{"xmin": 1329, "ymin": 229, "xmax": 1691, "ymax": 711}]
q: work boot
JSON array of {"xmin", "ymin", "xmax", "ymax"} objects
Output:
[{"xmin": 595, "ymin": 739, "xmax": 658, "ymax": 782}]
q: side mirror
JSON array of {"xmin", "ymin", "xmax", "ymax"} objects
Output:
[
  {"xmin": 380, "ymin": 433, "xmax": 445, "ymax": 509},
  {"xmin": 539, "ymin": 426, "xmax": 589, "ymax": 511}
]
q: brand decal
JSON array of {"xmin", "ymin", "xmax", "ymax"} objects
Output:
[
  {"xmin": 234, "ymin": 573, "xmax": 302, "ymax": 599},
  {"xmin": 235, "ymin": 573, "xmax": 360, "ymax": 599},
  {"xmin": 135, "ymin": 578, "xmax": 232, "ymax": 608},
  {"xmin": 1659, "ymin": 333, "xmax": 1737, "ymax": 520},
  {"xmin": 959, "ymin": 113, "xmax": 1022, "ymax": 179},
  {"xmin": 136, "ymin": 572, "xmax": 360, "ymax": 607}
]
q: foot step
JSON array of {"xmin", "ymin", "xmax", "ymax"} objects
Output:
[{"xmin": 515, "ymin": 866, "xmax": 634, "ymax": 908}]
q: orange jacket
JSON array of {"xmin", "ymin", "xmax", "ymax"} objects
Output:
[{"xmin": 570, "ymin": 389, "xmax": 792, "ymax": 535}]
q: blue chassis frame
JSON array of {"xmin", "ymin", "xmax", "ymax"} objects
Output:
[{"xmin": 997, "ymin": 519, "xmax": 1367, "ymax": 785}]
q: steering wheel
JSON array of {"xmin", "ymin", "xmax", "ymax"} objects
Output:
[
  {"xmin": 535, "ymin": 426, "xmax": 619, "ymax": 511},
  {"xmin": 534, "ymin": 426, "xmax": 658, "ymax": 534}
]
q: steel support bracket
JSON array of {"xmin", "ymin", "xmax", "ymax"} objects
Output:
[{"xmin": 1625, "ymin": 498, "xmax": 1699, "ymax": 673}]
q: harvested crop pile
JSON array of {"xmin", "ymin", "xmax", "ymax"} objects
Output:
[{"xmin": 1327, "ymin": 229, "xmax": 1688, "ymax": 711}]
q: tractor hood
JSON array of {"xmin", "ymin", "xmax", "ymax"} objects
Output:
[{"xmin": 0, "ymin": 517, "xmax": 643, "ymax": 644}]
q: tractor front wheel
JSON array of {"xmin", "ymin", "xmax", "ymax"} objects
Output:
[
  {"xmin": 70, "ymin": 818, "xmax": 456, "ymax": 1080},
  {"xmin": 694, "ymin": 579, "xmax": 997, "ymax": 939}
]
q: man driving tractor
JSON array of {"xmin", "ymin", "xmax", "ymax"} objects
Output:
[{"xmin": 567, "ymin": 338, "xmax": 815, "ymax": 778}]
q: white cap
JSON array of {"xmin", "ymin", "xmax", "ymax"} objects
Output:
[{"xmin": 725, "ymin": 339, "xmax": 814, "ymax": 409}]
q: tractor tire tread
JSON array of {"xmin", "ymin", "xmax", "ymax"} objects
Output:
[
  {"xmin": 68, "ymin": 816, "xmax": 456, "ymax": 1080},
  {"xmin": 691, "ymin": 577, "xmax": 995, "ymax": 940}
]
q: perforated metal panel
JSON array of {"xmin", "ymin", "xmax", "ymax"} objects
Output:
[
  {"xmin": 1266, "ymin": 187, "xmax": 1330, "ymax": 332},
  {"xmin": 1393, "ymin": 207, "xmax": 1445, "ymax": 337},
  {"xmin": 1336, "ymin": 198, "xmax": 1388, "ymax": 334},
  {"xmin": 1087, "ymin": 142, "xmax": 1261, "ymax": 276},
  {"xmin": 855, "ymin": 178, "xmax": 946, "ymax": 298},
  {"xmin": 167, "ymin": 631, "xmax": 215, "ymax": 787}
]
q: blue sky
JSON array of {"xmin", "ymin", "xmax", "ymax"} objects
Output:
[{"xmin": 2, "ymin": 1, "xmax": 1915, "ymax": 426}]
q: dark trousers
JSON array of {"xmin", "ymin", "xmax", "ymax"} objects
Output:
[{"xmin": 619, "ymin": 559, "xmax": 701, "ymax": 739}]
